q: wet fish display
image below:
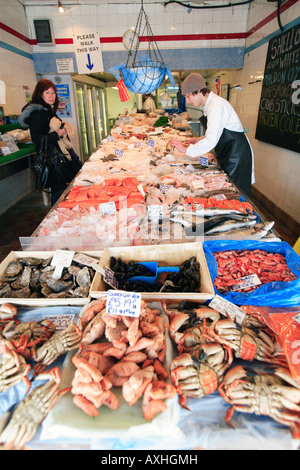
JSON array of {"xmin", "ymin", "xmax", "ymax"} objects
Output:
[
  {"xmin": 0, "ymin": 256, "xmax": 95, "ymax": 299},
  {"xmin": 29, "ymin": 115, "xmax": 276, "ymax": 248}
]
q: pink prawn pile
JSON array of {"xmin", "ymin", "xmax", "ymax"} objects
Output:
[
  {"xmin": 213, "ymin": 249, "xmax": 298, "ymax": 293},
  {"xmin": 71, "ymin": 298, "xmax": 176, "ymax": 420}
]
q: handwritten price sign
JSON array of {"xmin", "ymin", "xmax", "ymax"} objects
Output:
[{"xmin": 106, "ymin": 290, "xmax": 141, "ymax": 318}]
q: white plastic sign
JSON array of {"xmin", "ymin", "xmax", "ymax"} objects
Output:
[
  {"xmin": 231, "ymin": 274, "xmax": 261, "ymax": 292},
  {"xmin": 99, "ymin": 201, "xmax": 116, "ymax": 216},
  {"xmin": 106, "ymin": 290, "xmax": 141, "ymax": 318},
  {"xmin": 209, "ymin": 294, "xmax": 246, "ymax": 324},
  {"xmin": 51, "ymin": 250, "xmax": 75, "ymax": 280}
]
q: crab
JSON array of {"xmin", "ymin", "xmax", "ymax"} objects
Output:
[
  {"xmin": 202, "ymin": 317, "xmax": 280, "ymax": 364},
  {"xmin": 168, "ymin": 305, "xmax": 220, "ymax": 353},
  {"xmin": 0, "ymin": 367, "xmax": 70, "ymax": 449},
  {"xmin": 33, "ymin": 320, "xmax": 82, "ymax": 375},
  {"xmin": 218, "ymin": 365, "xmax": 300, "ymax": 439},
  {"xmin": 0, "ymin": 339, "xmax": 31, "ymax": 394},
  {"xmin": 2, "ymin": 319, "xmax": 56, "ymax": 361},
  {"xmin": 170, "ymin": 342, "xmax": 233, "ymax": 409}
]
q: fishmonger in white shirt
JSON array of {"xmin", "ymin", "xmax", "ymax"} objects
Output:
[{"xmin": 171, "ymin": 73, "xmax": 254, "ymax": 197}]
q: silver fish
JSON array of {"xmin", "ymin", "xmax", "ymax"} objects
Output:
[
  {"xmin": 210, "ymin": 221, "xmax": 275, "ymax": 239},
  {"xmin": 205, "ymin": 218, "xmax": 257, "ymax": 234},
  {"xmin": 195, "ymin": 208, "xmax": 248, "ymax": 217}
]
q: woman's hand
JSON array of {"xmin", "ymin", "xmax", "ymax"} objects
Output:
[{"xmin": 57, "ymin": 127, "xmax": 67, "ymax": 138}]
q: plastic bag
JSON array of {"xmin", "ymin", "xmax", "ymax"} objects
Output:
[
  {"xmin": 242, "ymin": 305, "xmax": 300, "ymax": 385},
  {"xmin": 203, "ymin": 240, "xmax": 300, "ymax": 307}
]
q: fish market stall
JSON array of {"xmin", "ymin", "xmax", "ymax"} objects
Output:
[
  {"xmin": 19, "ymin": 112, "xmax": 278, "ymax": 252},
  {"xmin": 2, "ymin": 112, "xmax": 300, "ymax": 450}
]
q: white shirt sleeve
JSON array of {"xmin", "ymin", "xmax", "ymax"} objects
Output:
[{"xmin": 185, "ymin": 93, "xmax": 243, "ymax": 158}]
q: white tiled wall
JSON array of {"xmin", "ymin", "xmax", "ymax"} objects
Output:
[
  {"xmin": 0, "ymin": 0, "xmax": 37, "ymax": 113},
  {"xmin": 206, "ymin": 1, "xmax": 300, "ymax": 224}
]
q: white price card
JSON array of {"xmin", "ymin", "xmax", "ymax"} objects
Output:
[
  {"xmin": 231, "ymin": 274, "xmax": 261, "ymax": 292},
  {"xmin": 159, "ymin": 184, "xmax": 173, "ymax": 194},
  {"xmin": 148, "ymin": 205, "xmax": 163, "ymax": 222},
  {"xmin": 114, "ymin": 148, "xmax": 124, "ymax": 158},
  {"xmin": 209, "ymin": 295, "xmax": 246, "ymax": 324},
  {"xmin": 51, "ymin": 250, "xmax": 75, "ymax": 280},
  {"xmin": 99, "ymin": 201, "xmax": 116, "ymax": 216},
  {"xmin": 106, "ymin": 290, "xmax": 141, "ymax": 318},
  {"xmin": 200, "ymin": 156, "xmax": 209, "ymax": 166},
  {"xmin": 73, "ymin": 253, "xmax": 100, "ymax": 267},
  {"xmin": 147, "ymin": 139, "xmax": 155, "ymax": 147},
  {"xmin": 42, "ymin": 314, "xmax": 75, "ymax": 330}
]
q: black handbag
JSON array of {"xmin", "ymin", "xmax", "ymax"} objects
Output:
[{"xmin": 34, "ymin": 135, "xmax": 80, "ymax": 190}]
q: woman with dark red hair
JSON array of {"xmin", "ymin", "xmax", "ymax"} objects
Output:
[{"xmin": 19, "ymin": 79, "xmax": 69, "ymax": 205}]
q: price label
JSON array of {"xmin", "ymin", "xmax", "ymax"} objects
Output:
[
  {"xmin": 209, "ymin": 294, "xmax": 246, "ymax": 324},
  {"xmin": 92, "ymin": 264, "xmax": 119, "ymax": 289},
  {"xmin": 73, "ymin": 253, "xmax": 100, "ymax": 268},
  {"xmin": 42, "ymin": 314, "xmax": 75, "ymax": 330},
  {"xmin": 115, "ymin": 148, "xmax": 124, "ymax": 158},
  {"xmin": 213, "ymin": 194, "xmax": 227, "ymax": 201},
  {"xmin": 134, "ymin": 141, "xmax": 142, "ymax": 148},
  {"xmin": 115, "ymin": 127, "xmax": 122, "ymax": 135},
  {"xmin": 200, "ymin": 156, "xmax": 209, "ymax": 166},
  {"xmin": 106, "ymin": 290, "xmax": 141, "ymax": 318},
  {"xmin": 107, "ymin": 135, "xmax": 114, "ymax": 142},
  {"xmin": 231, "ymin": 274, "xmax": 261, "ymax": 292},
  {"xmin": 99, "ymin": 201, "xmax": 116, "ymax": 216},
  {"xmin": 159, "ymin": 184, "xmax": 172, "ymax": 194},
  {"xmin": 51, "ymin": 250, "xmax": 75, "ymax": 280},
  {"xmin": 148, "ymin": 205, "xmax": 163, "ymax": 222},
  {"xmin": 147, "ymin": 139, "xmax": 155, "ymax": 148}
]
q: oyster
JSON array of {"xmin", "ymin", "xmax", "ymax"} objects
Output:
[
  {"xmin": 46, "ymin": 278, "xmax": 73, "ymax": 294},
  {"xmin": 0, "ymin": 255, "xmax": 96, "ymax": 299},
  {"xmin": 76, "ymin": 267, "xmax": 91, "ymax": 287},
  {"xmin": 19, "ymin": 257, "xmax": 43, "ymax": 267},
  {"xmin": 2, "ymin": 261, "xmax": 23, "ymax": 280}
]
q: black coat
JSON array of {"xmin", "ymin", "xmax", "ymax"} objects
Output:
[{"xmin": 19, "ymin": 102, "xmax": 62, "ymax": 154}]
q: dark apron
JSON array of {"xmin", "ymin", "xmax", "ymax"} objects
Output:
[{"xmin": 215, "ymin": 128, "xmax": 252, "ymax": 197}]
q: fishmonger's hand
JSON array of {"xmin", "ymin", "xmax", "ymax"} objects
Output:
[{"xmin": 170, "ymin": 139, "xmax": 187, "ymax": 154}]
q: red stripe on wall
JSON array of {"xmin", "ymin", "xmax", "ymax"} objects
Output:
[
  {"xmin": 246, "ymin": 0, "xmax": 299, "ymax": 37},
  {"xmin": 0, "ymin": 0, "xmax": 298, "ymax": 46},
  {"xmin": 100, "ymin": 32, "xmax": 247, "ymax": 43},
  {"xmin": 30, "ymin": 38, "xmax": 74, "ymax": 45},
  {"xmin": 0, "ymin": 21, "xmax": 31, "ymax": 44}
]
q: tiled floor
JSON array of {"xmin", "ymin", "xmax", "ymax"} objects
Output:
[
  {"xmin": 0, "ymin": 190, "xmax": 298, "ymax": 264},
  {"xmin": 0, "ymin": 190, "xmax": 50, "ymax": 263}
]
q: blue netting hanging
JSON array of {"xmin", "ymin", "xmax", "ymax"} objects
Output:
[{"xmin": 109, "ymin": 0, "xmax": 175, "ymax": 94}]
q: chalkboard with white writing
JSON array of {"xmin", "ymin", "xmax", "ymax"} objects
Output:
[{"xmin": 255, "ymin": 24, "xmax": 300, "ymax": 153}]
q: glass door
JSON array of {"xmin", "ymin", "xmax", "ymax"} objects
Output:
[
  {"xmin": 87, "ymin": 86, "xmax": 97, "ymax": 153},
  {"xmin": 95, "ymin": 87, "xmax": 108, "ymax": 138},
  {"xmin": 74, "ymin": 81, "xmax": 108, "ymax": 160},
  {"xmin": 75, "ymin": 83, "xmax": 90, "ymax": 161}
]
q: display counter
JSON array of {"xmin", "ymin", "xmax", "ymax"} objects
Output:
[
  {"xmin": 0, "ymin": 123, "xmax": 37, "ymax": 215},
  {"xmin": 1, "ymin": 113, "xmax": 300, "ymax": 451}
]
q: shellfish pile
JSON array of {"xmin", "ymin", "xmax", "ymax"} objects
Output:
[{"xmin": 0, "ymin": 256, "xmax": 95, "ymax": 299}]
